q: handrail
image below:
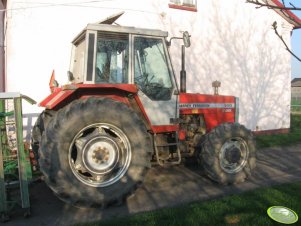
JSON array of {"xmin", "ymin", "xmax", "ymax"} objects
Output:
[{"xmin": 0, "ymin": 92, "xmax": 36, "ymax": 105}]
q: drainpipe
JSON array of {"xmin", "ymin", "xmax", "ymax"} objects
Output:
[{"xmin": 0, "ymin": 0, "xmax": 6, "ymax": 92}]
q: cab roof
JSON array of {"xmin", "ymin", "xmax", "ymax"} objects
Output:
[{"xmin": 72, "ymin": 23, "xmax": 169, "ymax": 45}]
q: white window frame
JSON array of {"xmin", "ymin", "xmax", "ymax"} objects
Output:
[{"xmin": 169, "ymin": 0, "xmax": 197, "ymax": 8}]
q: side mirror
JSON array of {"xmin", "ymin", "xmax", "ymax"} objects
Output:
[
  {"xmin": 183, "ymin": 31, "xmax": 191, "ymax": 48},
  {"xmin": 167, "ymin": 31, "xmax": 191, "ymax": 48}
]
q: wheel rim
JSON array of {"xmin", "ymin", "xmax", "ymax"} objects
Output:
[
  {"xmin": 219, "ymin": 137, "xmax": 249, "ymax": 174},
  {"xmin": 69, "ymin": 123, "xmax": 131, "ymax": 187}
]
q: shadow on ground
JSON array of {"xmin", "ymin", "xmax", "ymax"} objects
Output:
[{"xmin": 4, "ymin": 144, "xmax": 301, "ymax": 226}]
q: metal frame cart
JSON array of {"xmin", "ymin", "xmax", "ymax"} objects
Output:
[{"xmin": 0, "ymin": 92, "xmax": 36, "ymax": 222}]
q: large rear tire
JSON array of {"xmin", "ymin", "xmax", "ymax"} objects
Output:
[
  {"xmin": 39, "ymin": 98, "xmax": 152, "ymax": 207},
  {"xmin": 199, "ymin": 123, "xmax": 256, "ymax": 184},
  {"xmin": 31, "ymin": 110, "xmax": 55, "ymax": 160}
]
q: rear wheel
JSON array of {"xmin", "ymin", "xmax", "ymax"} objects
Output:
[
  {"xmin": 199, "ymin": 123, "xmax": 256, "ymax": 184},
  {"xmin": 31, "ymin": 110, "xmax": 55, "ymax": 160},
  {"xmin": 39, "ymin": 98, "xmax": 152, "ymax": 207}
]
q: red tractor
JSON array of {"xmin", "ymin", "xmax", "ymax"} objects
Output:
[{"xmin": 32, "ymin": 14, "xmax": 256, "ymax": 208}]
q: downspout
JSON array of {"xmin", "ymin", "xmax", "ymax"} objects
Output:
[{"xmin": 0, "ymin": 0, "xmax": 6, "ymax": 92}]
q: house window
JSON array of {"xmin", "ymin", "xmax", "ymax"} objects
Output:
[{"xmin": 169, "ymin": 0, "xmax": 197, "ymax": 12}]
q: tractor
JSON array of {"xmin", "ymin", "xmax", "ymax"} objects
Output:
[{"xmin": 31, "ymin": 13, "xmax": 256, "ymax": 208}]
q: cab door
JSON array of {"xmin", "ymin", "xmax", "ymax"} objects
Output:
[{"xmin": 132, "ymin": 36, "xmax": 178, "ymax": 126}]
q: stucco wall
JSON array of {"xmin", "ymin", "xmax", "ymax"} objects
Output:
[{"xmin": 5, "ymin": 0, "xmax": 292, "ymax": 132}]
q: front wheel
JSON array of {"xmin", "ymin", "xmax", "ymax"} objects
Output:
[
  {"xmin": 40, "ymin": 98, "xmax": 152, "ymax": 207},
  {"xmin": 199, "ymin": 123, "xmax": 256, "ymax": 184}
]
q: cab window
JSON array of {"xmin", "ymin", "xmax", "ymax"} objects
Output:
[
  {"xmin": 134, "ymin": 37, "xmax": 173, "ymax": 100},
  {"xmin": 95, "ymin": 33, "xmax": 129, "ymax": 84}
]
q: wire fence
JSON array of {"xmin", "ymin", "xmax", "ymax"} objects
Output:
[{"xmin": 291, "ymin": 96, "xmax": 301, "ymax": 114}]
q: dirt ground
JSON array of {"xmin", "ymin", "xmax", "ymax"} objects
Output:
[{"xmin": 4, "ymin": 144, "xmax": 301, "ymax": 226}]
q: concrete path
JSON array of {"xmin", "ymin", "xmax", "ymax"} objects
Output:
[{"xmin": 5, "ymin": 144, "xmax": 301, "ymax": 226}]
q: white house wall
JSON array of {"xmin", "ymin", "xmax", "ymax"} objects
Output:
[{"xmin": 5, "ymin": 0, "xmax": 292, "ymax": 133}]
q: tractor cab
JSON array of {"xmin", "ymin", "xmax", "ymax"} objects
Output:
[
  {"xmin": 67, "ymin": 23, "xmax": 181, "ymax": 126},
  {"xmin": 69, "ymin": 24, "xmax": 176, "ymax": 98}
]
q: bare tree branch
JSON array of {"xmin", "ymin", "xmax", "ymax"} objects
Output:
[
  {"xmin": 272, "ymin": 21, "xmax": 301, "ymax": 61},
  {"xmin": 246, "ymin": 0, "xmax": 301, "ymax": 28},
  {"xmin": 246, "ymin": 0, "xmax": 301, "ymax": 10},
  {"xmin": 247, "ymin": 0, "xmax": 301, "ymax": 62}
]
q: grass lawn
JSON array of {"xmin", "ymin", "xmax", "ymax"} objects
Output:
[
  {"xmin": 75, "ymin": 182, "xmax": 301, "ymax": 226},
  {"xmin": 74, "ymin": 115, "xmax": 301, "ymax": 226},
  {"xmin": 256, "ymin": 114, "xmax": 301, "ymax": 149}
]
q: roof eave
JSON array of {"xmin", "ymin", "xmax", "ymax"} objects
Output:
[{"xmin": 269, "ymin": 0, "xmax": 301, "ymax": 28}]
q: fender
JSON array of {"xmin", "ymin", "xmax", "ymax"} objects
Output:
[
  {"xmin": 39, "ymin": 84, "xmax": 138, "ymax": 110},
  {"xmin": 39, "ymin": 83, "xmax": 159, "ymax": 132}
]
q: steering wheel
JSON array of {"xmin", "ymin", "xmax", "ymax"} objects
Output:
[{"xmin": 145, "ymin": 82, "xmax": 164, "ymax": 89}]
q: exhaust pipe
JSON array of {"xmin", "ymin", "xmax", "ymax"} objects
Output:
[{"xmin": 180, "ymin": 45, "xmax": 186, "ymax": 93}]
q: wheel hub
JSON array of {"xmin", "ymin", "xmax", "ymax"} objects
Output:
[
  {"xmin": 69, "ymin": 123, "xmax": 132, "ymax": 187},
  {"xmin": 92, "ymin": 147, "xmax": 110, "ymax": 164},
  {"xmin": 225, "ymin": 147, "xmax": 241, "ymax": 164},
  {"xmin": 219, "ymin": 137, "xmax": 249, "ymax": 174},
  {"xmin": 82, "ymin": 136, "xmax": 119, "ymax": 174}
]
